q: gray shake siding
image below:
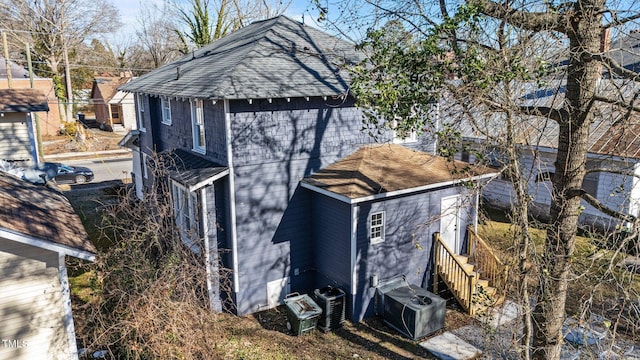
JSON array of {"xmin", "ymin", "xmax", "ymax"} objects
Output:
[{"xmin": 229, "ymin": 96, "xmax": 383, "ymax": 314}]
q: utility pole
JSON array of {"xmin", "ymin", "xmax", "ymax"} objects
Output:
[
  {"xmin": 2, "ymin": 32, "xmax": 12, "ymax": 88},
  {"xmin": 62, "ymin": 37, "xmax": 74, "ymax": 123},
  {"xmin": 26, "ymin": 42, "xmax": 43, "ymax": 162}
]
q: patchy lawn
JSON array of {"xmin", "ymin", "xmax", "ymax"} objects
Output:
[{"xmin": 477, "ymin": 213, "xmax": 640, "ymax": 340}]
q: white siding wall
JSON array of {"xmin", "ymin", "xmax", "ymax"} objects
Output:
[
  {"xmin": 480, "ymin": 148, "xmax": 637, "ymax": 230},
  {"xmin": 0, "ymin": 240, "xmax": 71, "ymax": 360},
  {"xmin": 0, "ymin": 113, "xmax": 32, "ymax": 164}
]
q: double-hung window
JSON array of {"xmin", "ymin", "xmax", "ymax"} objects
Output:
[
  {"xmin": 136, "ymin": 94, "xmax": 146, "ymax": 131},
  {"xmin": 161, "ymin": 96, "xmax": 172, "ymax": 125},
  {"xmin": 172, "ymin": 182, "xmax": 201, "ymax": 251},
  {"xmin": 191, "ymin": 99, "xmax": 206, "ymax": 153},
  {"xmin": 370, "ymin": 211, "xmax": 385, "ymax": 244}
]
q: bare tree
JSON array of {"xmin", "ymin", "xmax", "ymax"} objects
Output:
[
  {"xmin": 0, "ymin": 0, "xmax": 121, "ymax": 120},
  {"xmin": 130, "ymin": 1, "xmax": 183, "ymax": 70},
  {"xmin": 346, "ymin": 0, "xmax": 640, "ymax": 358}
]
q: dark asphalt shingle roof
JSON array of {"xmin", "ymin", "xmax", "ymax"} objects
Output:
[
  {"xmin": 0, "ymin": 172, "xmax": 96, "ymax": 257},
  {"xmin": 120, "ymin": 16, "xmax": 362, "ymax": 100},
  {"xmin": 0, "ymin": 88, "xmax": 49, "ymax": 112},
  {"xmin": 161, "ymin": 149, "xmax": 228, "ymax": 190}
]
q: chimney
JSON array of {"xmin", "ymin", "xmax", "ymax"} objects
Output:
[{"xmin": 600, "ymin": 28, "xmax": 611, "ymax": 53}]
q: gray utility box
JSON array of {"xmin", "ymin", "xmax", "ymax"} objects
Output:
[
  {"xmin": 284, "ymin": 293, "xmax": 322, "ymax": 336},
  {"xmin": 313, "ymin": 286, "xmax": 346, "ymax": 332},
  {"xmin": 383, "ymin": 284, "xmax": 446, "ymax": 340}
]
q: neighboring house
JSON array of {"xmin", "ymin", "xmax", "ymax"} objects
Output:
[
  {"xmin": 453, "ymin": 78, "xmax": 640, "ymax": 232},
  {"xmin": 119, "ymin": 16, "xmax": 494, "ymax": 321},
  {"xmin": 1, "ymin": 56, "xmax": 61, "ymax": 136},
  {"xmin": 0, "ymin": 172, "xmax": 96, "ymax": 360},
  {"xmin": 90, "ymin": 76, "xmax": 135, "ymax": 132},
  {"xmin": 0, "ymin": 88, "xmax": 48, "ymax": 166}
]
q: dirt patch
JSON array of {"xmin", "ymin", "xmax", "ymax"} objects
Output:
[{"xmin": 42, "ymin": 129, "xmax": 123, "ymax": 155}]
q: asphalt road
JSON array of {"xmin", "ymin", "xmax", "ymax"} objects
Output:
[{"xmin": 66, "ymin": 156, "xmax": 133, "ymax": 183}]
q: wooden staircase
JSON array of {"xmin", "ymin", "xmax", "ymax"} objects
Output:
[{"xmin": 433, "ymin": 227, "xmax": 508, "ymax": 316}]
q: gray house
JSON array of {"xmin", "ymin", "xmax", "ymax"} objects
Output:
[{"xmin": 120, "ymin": 16, "xmax": 494, "ymax": 321}]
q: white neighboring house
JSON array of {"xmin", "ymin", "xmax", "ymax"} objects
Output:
[
  {"xmin": 0, "ymin": 172, "xmax": 96, "ymax": 360},
  {"xmin": 451, "ymin": 79, "xmax": 640, "ymax": 232},
  {"xmin": 0, "ymin": 88, "xmax": 48, "ymax": 166}
]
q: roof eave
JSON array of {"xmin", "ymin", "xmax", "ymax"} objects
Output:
[
  {"xmin": 302, "ymin": 172, "xmax": 498, "ymax": 204},
  {"xmin": 0, "ymin": 226, "xmax": 96, "ymax": 262}
]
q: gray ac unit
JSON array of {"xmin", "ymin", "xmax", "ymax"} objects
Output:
[{"xmin": 383, "ymin": 284, "xmax": 445, "ymax": 340}]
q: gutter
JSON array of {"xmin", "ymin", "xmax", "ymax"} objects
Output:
[{"xmin": 301, "ymin": 172, "xmax": 498, "ymax": 204}]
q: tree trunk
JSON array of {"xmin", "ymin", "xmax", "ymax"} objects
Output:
[{"xmin": 531, "ymin": 1, "xmax": 604, "ymax": 359}]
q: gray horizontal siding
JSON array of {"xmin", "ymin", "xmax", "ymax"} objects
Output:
[
  {"xmin": 351, "ymin": 186, "xmax": 475, "ymax": 321},
  {"xmin": 312, "ymin": 194, "xmax": 351, "ymax": 291}
]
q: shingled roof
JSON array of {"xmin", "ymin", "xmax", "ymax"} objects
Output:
[
  {"xmin": 120, "ymin": 16, "xmax": 362, "ymax": 100},
  {"xmin": 302, "ymin": 144, "xmax": 496, "ymax": 201},
  {"xmin": 0, "ymin": 172, "xmax": 96, "ymax": 260},
  {"xmin": 0, "ymin": 88, "xmax": 49, "ymax": 112}
]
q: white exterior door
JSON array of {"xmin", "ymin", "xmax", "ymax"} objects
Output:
[{"xmin": 440, "ymin": 195, "xmax": 461, "ymax": 254}]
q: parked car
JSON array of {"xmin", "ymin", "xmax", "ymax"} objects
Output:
[{"xmin": 36, "ymin": 162, "xmax": 94, "ymax": 184}]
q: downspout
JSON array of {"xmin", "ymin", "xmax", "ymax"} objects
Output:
[
  {"xmin": 58, "ymin": 253, "xmax": 79, "ymax": 360},
  {"xmin": 224, "ymin": 99, "xmax": 240, "ymax": 293}
]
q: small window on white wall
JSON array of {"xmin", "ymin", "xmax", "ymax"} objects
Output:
[
  {"xmin": 161, "ymin": 97, "xmax": 172, "ymax": 125},
  {"xmin": 370, "ymin": 211, "xmax": 385, "ymax": 244},
  {"xmin": 191, "ymin": 99, "xmax": 206, "ymax": 153}
]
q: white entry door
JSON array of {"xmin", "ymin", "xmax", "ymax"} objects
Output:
[{"xmin": 440, "ymin": 195, "xmax": 461, "ymax": 254}]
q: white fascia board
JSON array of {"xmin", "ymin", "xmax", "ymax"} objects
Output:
[
  {"xmin": 188, "ymin": 168, "xmax": 230, "ymax": 193},
  {"xmin": 302, "ymin": 172, "xmax": 498, "ymax": 204},
  {"xmin": 0, "ymin": 227, "xmax": 96, "ymax": 262},
  {"xmin": 224, "ymin": 99, "xmax": 240, "ymax": 293}
]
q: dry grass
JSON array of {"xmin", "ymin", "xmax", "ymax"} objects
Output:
[
  {"xmin": 42, "ymin": 129, "xmax": 123, "ymax": 155},
  {"xmin": 66, "ymin": 184, "xmax": 477, "ymax": 360},
  {"xmin": 477, "ymin": 215, "xmax": 640, "ymax": 340}
]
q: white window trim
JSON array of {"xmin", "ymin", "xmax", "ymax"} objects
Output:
[
  {"xmin": 171, "ymin": 181, "xmax": 201, "ymax": 250},
  {"xmin": 161, "ymin": 96, "xmax": 172, "ymax": 125},
  {"xmin": 191, "ymin": 99, "xmax": 206, "ymax": 154},
  {"xmin": 136, "ymin": 94, "xmax": 146, "ymax": 132},
  {"xmin": 391, "ymin": 120, "xmax": 417, "ymax": 144},
  {"xmin": 370, "ymin": 211, "xmax": 385, "ymax": 244}
]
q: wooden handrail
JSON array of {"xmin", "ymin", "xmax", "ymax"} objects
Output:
[
  {"xmin": 433, "ymin": 233, "xmax": 476, "ymax": 315},
  {"xmin": 467, "ymin": 226, "xmax": 509, "ymax": 299}
]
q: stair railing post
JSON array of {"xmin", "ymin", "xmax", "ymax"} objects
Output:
[
  {"xmin": 433, "ymin": 233, "xmax": 440, "ymax": 294},
  {"xmin": 468, "ymin": 273, "xmax": 476, "ymax": 316}
]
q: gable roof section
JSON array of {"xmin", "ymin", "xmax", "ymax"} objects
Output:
[
  {"xmin": 0, "ymin": 172, "xmax": 96, "ymax": 260},
  {"xmin": 120, "ymin": 16, "xmax": 362, "ymax": 100},
  {"xmin": 161, "ymin": 149, "xmax": 229, "ymax": 192},
  {"xmin": 0, "ymin": 88, "xmax": 49, "ymax": 112},
  {"xmin": 91, "ymin": 76, "xmax": 131, "ymax": 103},
  {"xmin": 302, "ymin": 144, "xmax": 496, "ymax": 203}
]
